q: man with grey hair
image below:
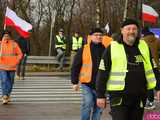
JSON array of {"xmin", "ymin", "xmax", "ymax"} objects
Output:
[{"xmin": 96, "ymin": 18, "xmax": 160, "ymax": 120}]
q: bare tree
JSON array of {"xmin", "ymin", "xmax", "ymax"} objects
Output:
[{"xmin": 1, "ymin": 0, "xmax": 159, "ymax": 55}]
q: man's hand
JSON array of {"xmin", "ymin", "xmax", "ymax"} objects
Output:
[
  {"xmin": 72, "ymin": 84, "xmax": 80, "ymax": 91},
  {"xmin": 97, "ymin": 98, "xmax": 106, "ymax": 109},
  {"xmin": 156, "ymin": 90, "xmax": 160, "ymax": 102}
]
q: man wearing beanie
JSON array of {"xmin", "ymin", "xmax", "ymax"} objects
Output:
[
  {"xmin": 96, "ymin": 18, "xmax": 160, "ymax": 120},
  {"xmin": 71, "ymin": 28, "xmax": 106, "ymax": 120}
]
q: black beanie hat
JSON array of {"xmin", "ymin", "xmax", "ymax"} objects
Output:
[
  {"xmin": 121, "ymin": 18, "xmax": 139, "ymax": 28},
  {"xmin": 90, "ymin": 28, "xmax": 103, "ymax": 35},
  {"xmin": 59, "ymin": 28, "xmax": 64, "ymax": 32}
]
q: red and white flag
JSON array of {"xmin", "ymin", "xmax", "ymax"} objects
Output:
[
  {"xmin": 142, "ymin": 4, "xmax": 159, "ymax": 24},
  {"xmin": 4, "ymin": 7, "xmax": 32, "ymax": 38}
]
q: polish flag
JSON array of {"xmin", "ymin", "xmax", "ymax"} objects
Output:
[
  {"xmin": 142, "ymin": 4, "xmax": 159, "ymax": 24},
  {"xmin": 4, "ymin": 7, "xmax": 32, "ymax": 38}
]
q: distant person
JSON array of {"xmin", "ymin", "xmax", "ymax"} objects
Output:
[
  {"xmin": 55, "ymin": 28, "xmax": 67, "ymax": 71},
  {"xmin": 142, "ymin": 28, "xmax": 160, "ymax": 69},
  {"xmin": 70, "ymin": 31, "xmax": 84, "ymax": 66},
  {"xmin": 0, "ymin": 30, "xmax": 23, "ymax": 104},
  {"xmin": 142, "ymin": 30, "xmax": 160, "ymax": 110},
  {"xmin": 16, "ymin": 37, "xmax": 30, "ymax": 80},
  {"xmin": 71, "ymin": 28, "xmax": 110, "ymax": 120}
]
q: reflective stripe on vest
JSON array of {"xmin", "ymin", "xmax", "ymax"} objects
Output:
[
  {"xmin": 0, "ymin": 41, "xmax": 15, "ymax": 56},
  {"xmin": 79, "ymin": 41, "xmax": 107, "ymax": 83},
  {"xmin": 79, "ymin": 44, "xmax": 92, "ymax": 83},
  {"xmin": 107, "ymin": 40, "xmax": 156, "ymax": 91},
  {"xmin": 55, "ymin": 35, "xmax": 66, "ymax": 49},
  {"xmin": 138, "ymin": 40, "xmax": 156, "ymax": 89},
  {"xmin": 72, "ymin": 37, "xmax": 83, "ymax": 50},
  {"xmin": 0, "ymin": 64, "xmax": 16, "ymax": 69}
]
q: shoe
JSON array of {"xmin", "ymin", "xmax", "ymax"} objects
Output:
[
  {"xmin": 20, "ymin": 77, "xmax": 25, "ymax": 80},
  {"xmin": 8, "ymin": 96, "xmax": 11, "ymax": 102},
  {"xmin": 2, "ymin": 95, "xmax": 9, "ymax": 104},
  {"xmin": 144, "ymin": 102, "xmax": 156, "ymax": 110},
  {"xmin": 56, "ymin": 66, "xmax": 63, "ymax": 71},
  {"xmin": 15, "ymin": 75, "xmax": 20, "ymax": 80}
]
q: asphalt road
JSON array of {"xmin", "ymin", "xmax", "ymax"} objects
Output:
[
  {"xmin": 0, "ymin": 103, "xmax": 111, "ymax": 120},
  {"xmin": 0, "ymin": 73, "xmax": 159, "ymax": 120},
  {"xmin": 0, "ymin": 102, "xmax": 159, "ymax": 120}
]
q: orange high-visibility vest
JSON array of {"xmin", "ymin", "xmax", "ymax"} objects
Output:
[
  {"xmin": 0, "ymin": 40, "xmax": 23, "ymax": 70},
  {"xmin": 79, "ymin": 36, "xmax": 111, "ymax": 83},
  {"xmin": 79, "ymin": 44, "xmax": 92, "ymax": 83},
  {"xmin": 102, "ymin": 35, "xmax": 112, "ymax": 48}
]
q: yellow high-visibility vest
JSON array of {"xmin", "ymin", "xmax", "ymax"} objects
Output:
[
  {"xmin": 107, "ymin": 40, "xmax": 156, "ymax": 91},
  {"xmin": 55, "ymin": 35, "xmax": 66, "ymax": 49},
  {"xmin": 72, "ymin": 36, "xmax": 83, "ymax": 51}
]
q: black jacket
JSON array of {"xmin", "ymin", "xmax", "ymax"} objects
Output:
[
  {"xmin": 71, "ymin": 42, "xmax": 105, "ymax": 89},
  {"xmin": 96, "ymin": 39, "xmax": 160, "ymax": 98},
  {"xmin": 16, "ymin": 37, "xmax": 30, "ymax": 55}
]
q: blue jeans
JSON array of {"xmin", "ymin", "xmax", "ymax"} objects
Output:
[
  {"xmin": 56, "ymin": 48, "xmax": 65, "ymax": 69},
  {"xmin": 0, "ymin": 70, "xmax": 15, "ymax": 96},
  {"xmin": 81, "ymin": 84, "xmax": 103, "ymax": 120}
]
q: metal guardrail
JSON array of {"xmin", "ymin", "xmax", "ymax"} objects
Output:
[{"xmin": 26, "ymin": 56, "xmax": 70, "ymax": 65}]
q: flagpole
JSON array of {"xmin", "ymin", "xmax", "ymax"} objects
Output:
[
  {"xmin": 4, "ymin": 24, "xmax": 6, "ymax": 30},
  {"xmin": 140, "ymin": 0, "xmax": 143, "ymax": 29},
  {"xmin": 3, "ymin": 7, "xmax": 7, "ymax": 30},
  {"xmin": 123, "ymin": 0, "xmax": 128, "ymax": 21}
]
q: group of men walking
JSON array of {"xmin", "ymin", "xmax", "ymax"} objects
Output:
[
  {"xmin": 0, "ymin": 18, "xmax": 160, "ymax": 120},
  {"xmin": 70, "ymin": 18, "xmax": 160, "ymax": 120}
]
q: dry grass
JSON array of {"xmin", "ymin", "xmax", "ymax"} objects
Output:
[{"xmin": 26, "ymin": 64, "xmax": 70, "ymax": 72}]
